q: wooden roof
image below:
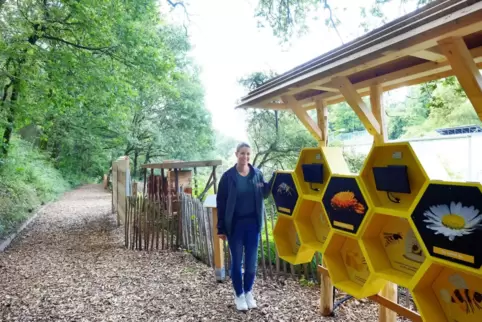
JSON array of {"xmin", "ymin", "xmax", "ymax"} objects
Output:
[
  {"xmin": 141, "ymin": 160, "xmax": 222, "ymax": 169},
  {"xmin": 236, "ymin": 0, "xmax": 482, "ymax": 111}
]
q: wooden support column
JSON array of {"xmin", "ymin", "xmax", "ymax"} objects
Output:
[
  {"xmin": 370, "ymin": 84, "xmax": 387, "ymax": 146},
  {"xmin": 438, "ymin": 36, "xmax": 482, "ymax": 121},
  {"xmin": 281, "ymin": 95, "xmax": 324, "ymax": 142},
  {"xmin": 315, "ymin": 100, "xmax": 329, "ymax": 145},
  {"xmin": 370, "ymin": 83, "xmax": 397, "ymax": 322},
  {"xmin": 332, "ymin": 76, "xmax": 381, "ymax": 136},
  {"xmin": 315, "ymin": 100, "xmax": 334, "ymax": 316}
]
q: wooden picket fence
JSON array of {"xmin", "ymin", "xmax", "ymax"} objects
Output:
[{"xmin": 125, "ymin": 190, "xmax": 323, "ymax": 282}]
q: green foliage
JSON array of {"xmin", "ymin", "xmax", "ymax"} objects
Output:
[
  {"xmin": 1, "ymin": 1, "xmax": 214, "ymax": 233},
  {"xmin": 0, "ymin": 137, "xmax": 69, "ymax": 237}
]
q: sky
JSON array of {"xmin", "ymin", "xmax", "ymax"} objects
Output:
[{"xmin": 164, "ymin": 0, "xmax": 418, "ymax": 141}]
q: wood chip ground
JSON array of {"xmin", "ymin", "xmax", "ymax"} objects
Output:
[{"xmin": 0, "ymin": 184, "xmax": 408, "ymax": 321}]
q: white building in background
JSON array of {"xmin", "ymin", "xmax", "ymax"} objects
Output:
[{"xmin": 336, "ymin": 125, "xmax": 482, "ymax": 183}]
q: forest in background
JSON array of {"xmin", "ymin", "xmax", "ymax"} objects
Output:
[{"xmin": 1, "ymin": 0, "xmax": 481, "ymax": 239}]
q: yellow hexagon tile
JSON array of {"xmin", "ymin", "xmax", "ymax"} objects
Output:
[
  {"xmin": 293, "ymin": 196, "xmax": 331, "ymax": 252},
  {"xmin": 323, "ymin": 231, "xmax": 387, "ymax": 299}
]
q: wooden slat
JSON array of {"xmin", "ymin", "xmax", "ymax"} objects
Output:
[
  {"xmin": 332, "ymin": 76, "xmax": 381, "ymax": 135},
  {"xmin": 370, "ymin": 83, "xmax": 387, "ymax": 146},
  {"xmin": 142, "ymin": 160, "xmax": 222, "ymax": 169},
  {"xmin": 410, "ymin": 49, "xmax": 447, "ymax": 62},
  {"xmin": 281, "ymin": 95, "xmax": 323, "ymax": 141},
  {"xmin": 238, "ymin": 3, "xmax": 482, "ymax": 107},
  {"xmin": 438, "ymin": 36, "xmax": 482, "ymax": 120},
  {"xmin": 317, "ymin": 265, "xmax": 422, "ymax": 322}
]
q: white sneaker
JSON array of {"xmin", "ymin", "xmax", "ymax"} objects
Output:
[
  {"xmin": 234, "ymin": 294, "xmax": 248, "ymax": 311},
  {"xmin": 245, "ymin": 291, "xmax": 257, "ymax": 309}
]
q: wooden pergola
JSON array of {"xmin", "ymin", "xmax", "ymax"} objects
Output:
[{"xmin": 236, "ymin": 0, "xmax": 482, "ymax": 321}]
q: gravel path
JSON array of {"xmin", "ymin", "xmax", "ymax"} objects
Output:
[{"xmin": 0, "ymin": 184, "xmax": 383, "ymax": 321}]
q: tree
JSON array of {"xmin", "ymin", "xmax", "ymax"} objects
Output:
[{"xmin": 254, "ymin": 0, "xmax": 435, "ymax": 43}]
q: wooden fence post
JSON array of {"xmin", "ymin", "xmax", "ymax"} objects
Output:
[{"xmin": 203, "ymin": 194, "xmax": 225, "ymax": 282}]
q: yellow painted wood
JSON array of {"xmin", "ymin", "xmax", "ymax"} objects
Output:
[
  {"xmin": 438, "ymin": 36, "xmax": 482, "ymax": 121},
  {"xmin": 211, "ymin": 208, "xmax": 224, "ymax": 272},
  {"xmin": 359, "ymin": 212, "xmax": 426, "ymax": 289},
  {"xmin": 323, "ymin": 231, "xmax": 387, "ymax": 299},
  {"xmin": 359, "ymin": 142, "xmax": 430, "ymax": 213},
  {"xmin": 273, "ymin": 214, "xmax": 315, "ymax": 265},
  {"xmin": 410, "ymin": 259, "xmax": 482, "ymax": 322}
]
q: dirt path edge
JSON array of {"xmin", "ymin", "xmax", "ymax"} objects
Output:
[{"xmin": 0, "ymin": 204, "xmax": 48, "ymax": 252}]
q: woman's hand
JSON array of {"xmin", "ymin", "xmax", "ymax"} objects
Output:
[{"xmin": 218, "ymin": 234, "xmax": 227, "ymax": 241}]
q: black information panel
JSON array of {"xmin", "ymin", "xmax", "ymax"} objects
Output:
[
  {"xmin": 271, "ymin": 172, "xmax": 299, "ymax": 216},
  {"xmin": 411, "ymin": 183, "xmax": 482, "ymax": 269},
  {"xmin": 322, "ymin": 176, "xmax": 369, "ymax": 235}
]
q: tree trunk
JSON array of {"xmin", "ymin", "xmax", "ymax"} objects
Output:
[
  {"xmin": 1, "ymin": 78, "xmax": 20, "ymax": 157},
  {"xmin": 133, "ymin": 150, "xmax": 139, "ymax": 178}
]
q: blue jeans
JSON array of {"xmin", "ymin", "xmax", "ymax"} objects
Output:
[{"xmin": 228, "ymin": 218, "xmax": 260, "ymax": 297}]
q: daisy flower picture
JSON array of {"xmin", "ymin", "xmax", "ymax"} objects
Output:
[{"xmin": 423, "ymin": 201, "xmax": 482, "ymax": 241}]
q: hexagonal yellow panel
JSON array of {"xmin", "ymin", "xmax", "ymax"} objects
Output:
[
  {"xmin": 294, "ymin": 147, "xmax": 350, "ymax": 200},
  {"xmin": 322, "ymin": 174, "xmax": 372, "ymax": 237},
  {"xmin": 410, "ymin": 181, "xmax": 482, "ymax": 275},
  {"xmin": 273, "ymin": 214, "xmax": 315, "ymax": 265},
  {"xmin": 359, "ymin": 142, "xmax": 448, "ymax": 214},
  {"xmin": 411, "ymin": 260, "xmax": 482, "ymax": 322},
  {"xmin": 270, "ymin": 170, "xmax": 301, "ymax": 216},
  {"xmin": 360, "ymin": 212, "xmax": 426, "ymax": 288},
  {"xmin": 324, "ymin": 232, "xmax": 386, "ymax": 299},
  {"xmin": 293, "ymin": 197, "xmax": 331, "ymax": 252}
]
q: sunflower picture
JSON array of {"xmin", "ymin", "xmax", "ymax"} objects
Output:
[{"xmin": 423, "ymin": 201, "xmax": 482, "ymax": 241}]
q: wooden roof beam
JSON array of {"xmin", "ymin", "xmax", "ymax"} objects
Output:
[
  {"xmin": 281, "ymin": 95, "xmax": 323, "ymax": 142},
  {"xmin": 332, "ymin": 76, "xmax": 381, "ymax": 136},
  {"xmin": 438, "ymin": 36, "xmax": 482, "ymax": 121},
  {"xmin": 409, "ymin": 48, "xmax": 447, "ymax": 62},
  {"xmin": 299, "ymin": 45, "xmax": 482, "ymax": 108}
]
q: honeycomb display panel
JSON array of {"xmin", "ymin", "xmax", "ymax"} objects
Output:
[
  {"xmin": 359, "ymin": 142, "xmax": 446, "ymax": 213},
  {"xmin": 411, "ymin": 261, "xmax": 482, "ymax": 322},
  {"xmin": 270, "ymin": 171, "xmax": 300, "ymax": 216},
  {"xmin": 293, "ymin": 197, "xmax": 332, "ymax": 252},
  {"xmin": 410, "ymin": 181, "xmax": 482, "ymax": 274},
  {"xmin": 322, "ymin": 175, "xmax": 371, "ymax": 236},
  {"xmin": 323, "ymin": 232, "xmax": 386, "ymax": 299},
  {"xmin": 294, "ymin": 147, "xmax": 350, "ymax": 199},
  {"xmin": 272, "ymin": 214, "xmax": 315, "ymax": 265},
  {"xmin": 361, "ymin": 213, "xmax": 426, "ymax": 288}
]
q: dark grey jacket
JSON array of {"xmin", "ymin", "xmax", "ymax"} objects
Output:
[{"xmin": 216, "ymin": 164, "xmax": 273, "ymax": 236}]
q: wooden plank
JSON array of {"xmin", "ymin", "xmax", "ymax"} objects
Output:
[
  {"xmin": 141, "ymin": 160, "xmax": 222, "ymax": 169},
  {"xmin": 310, "ymin": 85, "xmax": 339, "ymax": 92},
  {"xmin": 409, "ymin": 48, "xmax": 446, "ymax": 62},
  {"xmin": 315, "ymin": 100, "xmax": 328, "ymax": 144},
  {"xmin": 281, "ymin": 95, "xmax": 323, "ymax": 141},
  {"xmin": 370, "ymin": 83, "xmax": 387, "ymax": 146},
  {"xmin": 317, "ymin": 265, "xmax": 421, "ymax": 322},
  {"xmin": 379, "ymin": 283, "xmax": 398, "ymax": 322},
  {"xmin": 438, "ymin": 36, "xmax": 482, "ymax": 120},
  {"xmin": 298, "ymin": 46, "xmax": 482, "ymax": 107},
  {"xmin": 238, "ymin": 5, "xmax": 482, "ymax": 107},
  {"xmin": 332, "ymin": 76, "xmax": 381, "ymax": 135}
]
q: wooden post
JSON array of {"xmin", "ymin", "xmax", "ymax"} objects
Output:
[
  {"xmin": 370, "ymin": 83, "xmax": 398, "ymax": 322},
  {"xmin": 316, "ymin": 99, "xmax": 334, "ymax": 316},
  {"xmin": 204, "ymin": 195, "xmax": 225, "ymax": 282}
]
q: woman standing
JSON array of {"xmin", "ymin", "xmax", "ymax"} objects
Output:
[{"xmin": 216, "ymin": 142, "xmax": 274, "ymax": 311}]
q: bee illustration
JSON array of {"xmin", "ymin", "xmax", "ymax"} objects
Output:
[
  {"xmin": 411, "ymin": 243, "xmax": 423, "ymax": 257},
  {"xmin": 440, "ymin": 274, "xmax": 482, "ymax": 314},
  {"xmin": 345, "ymin": 251, "xmax": 367, "ymax": 272},
  {"xmin": 383, "ymin": 232, "xmax": 403, "ymax": 247},
  {"xmin": 276, "ymin": 182, "xmax": 293, "ymax": 196}
]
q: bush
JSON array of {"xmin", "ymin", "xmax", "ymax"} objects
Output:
[{"xmin": 0, "ymin": 138, "xmax": 70, "ymax": 238}]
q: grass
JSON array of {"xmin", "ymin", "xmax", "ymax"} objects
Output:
[{"xmin": 0, "ymin": 138, "xmax": 71, "ymax": 239}]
